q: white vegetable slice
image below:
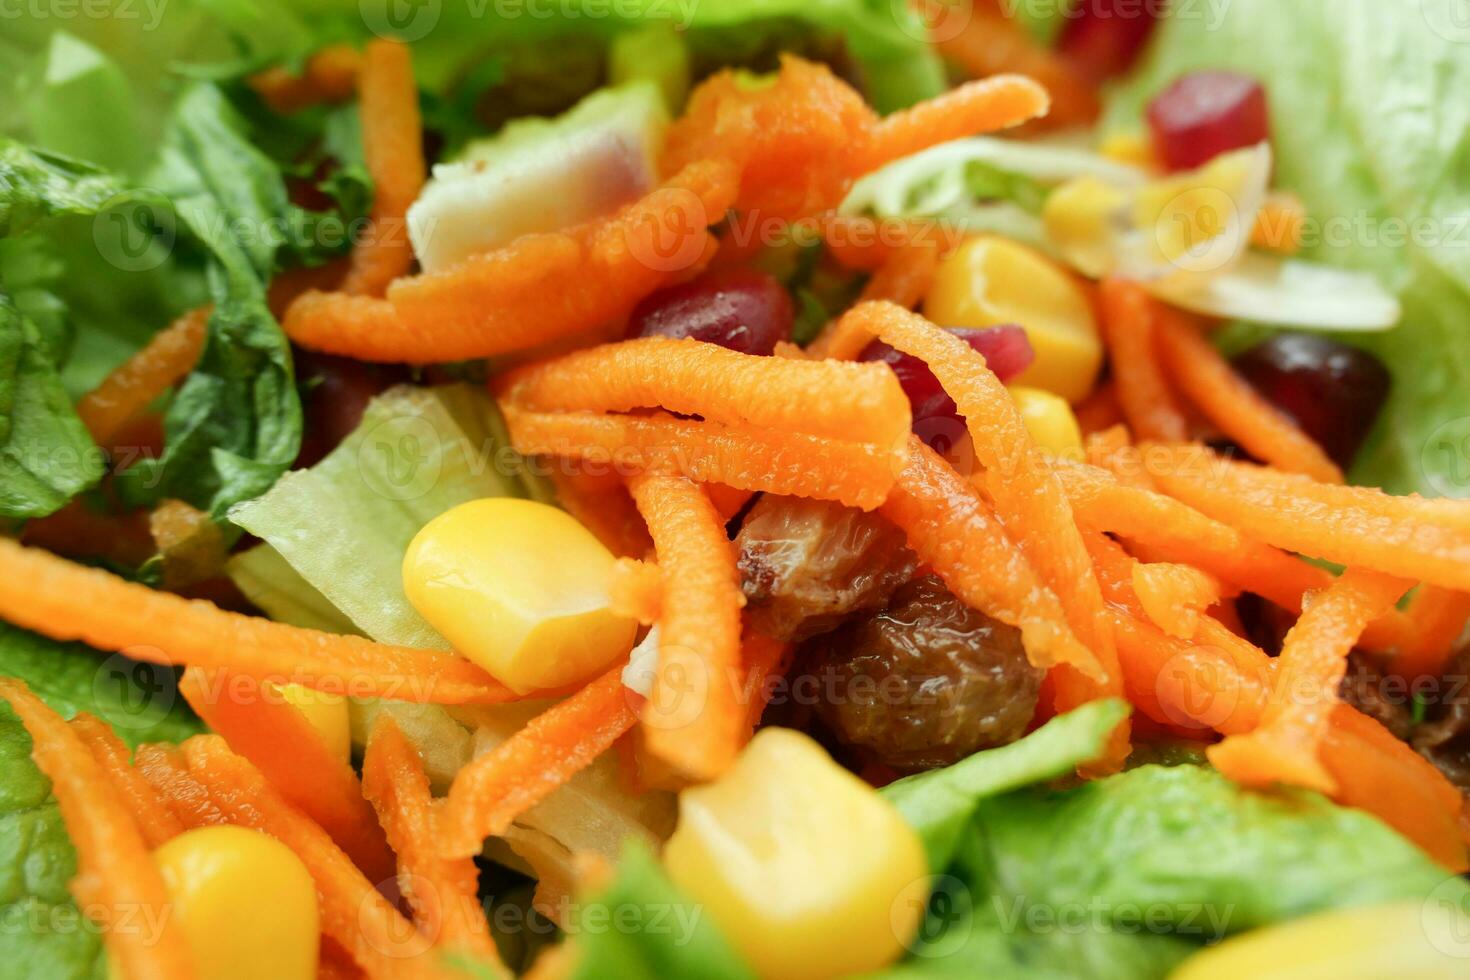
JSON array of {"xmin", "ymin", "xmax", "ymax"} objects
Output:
[{"xmin": 1146, "ymin": 253, "xmax": 1402, "ymax": 332}]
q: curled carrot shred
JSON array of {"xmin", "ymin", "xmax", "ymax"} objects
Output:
[
  {"xmin": 0, "ymin": 680, "xmax": 195, "ymax": 980},
  {"xmin": 69, "ymin": 713, "xmax": 183, "ymax": 849},
  {"xmin": 342, "ymin": 40, "xmax": 426, "ymax": 297},
  {"xmin": 438, "ymin": 666, "xmax": 637, "ymax": 858},
  {"xmin": 1209, "ymin": 568, "xmax": 1411, "ymax": 793},
  {"xmin": 854, "ymin": 237, "xmax": 944, "ymax": 310},
  {"xmin": 1154, "ymin": 307, "xmax": 1343, "ymax": 483},
  {"xmin": 180, "ymin": 735, "xmax": 438, "ymax": 978},
  {"xmin": 818, "ymin": 215, "xmax": 960, "ymax": 273},
  {"xmin": 738, "ymin": 628, "xmax": 792, "ymax": 738},
  {"xmin": 628, "ymin": 473, "xmax": 746, "ymax": 780},
  {"xmin": 249, "ymin": 43, "xmax": 362, "ymax": 114},
  {"xmin": 1143, "ymin": 444, "xmax": 1470, "ymax": 591},
  {"xmin": 854, "ymin": 74, "xmax": 1050, "ymax": 175},
  {"xmin": 499, "ymin": 337, "xmax": 910, "ymax": 447},
  {"xmin": 76, "ymin": 306, "xmax": 208, "ymax": 448},
  {"xmin": 1394, "ymin": 586, "xmax": 1470, "ymax": 681},
  {"xmin": 134, "ymin": 742, "xmax": 228, "ymax": 830},
  {"xmin": 608, "ymin": 558, "xmax": 662, "ymax": 625},
  {"xmin": 501, "ymin": 406, "xmax": 901, "ymax": 511},
  {"xmin": 0, "ymin": 538, "xmax": 515, "ymax": 704},
  {"xmin": 880, "ymin": 437, "xmax": 1101, "ymax": 679},
  {"xmin": 363, "ymin": 717, "xmax": 505, "ymax": 969},
  {"xmin": 284, "ymin": 159, "xmax": 736, "ymax": 363},
  {"xmin": 1131, "ymin": 561, "xmax": 1223, "ymax": 639},
  {"xmin": 1097, "ymin": 279, "xmax": 1188, "ymax": 443},
  {"xmin": 1074, "ymin": 384, "xmax": 1125, "ymax": 436},
  {"xmin": 179, "ymin": 667, "xmax": 395, "ymax": 884}
]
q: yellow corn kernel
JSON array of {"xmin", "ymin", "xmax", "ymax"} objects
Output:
[
  {"xmin": 1009, "ymin": 385, "xmax": 1083, "ymax": 458},
  {"xmin": 153, "ymin": 826, "xmax": 318, "ymax": 980},
  {"xmin": 663, "ymin": 728, "xmax": 927, "ymax": 980},
  {"xmin": 275, "ymin": 683, "xmax": 350, "ymax": 763},
  {"xmin": 402, "ymin": 498, "xmax": 637, "ymax": 694},
  {"xmin": 1040, "ymin": 175, "xmax": 1131, "ymax": 281},
  {"xmin": 1169, "ymin": 900, "xmax": 1470, "ymax": 980},
  {"xmin": 923, "ymin": 235, "xmax": 1102, "ymax": 404},
  {"xmin": 1099, "ymin": 131, "xmax": 1159, "ymax": 170}
]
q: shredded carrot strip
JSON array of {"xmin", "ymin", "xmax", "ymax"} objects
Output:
[
  {"xmin": 842, "ymin": 302, "xmax": 1125, "ymax": 751},
  {"xmin": 178, "ymin": 668, "xmax": 395, "ymax": 883},
  {"xmin": 548, "ymin": 469, "xmax": 653, "ymax": 559},
  {"xmin": 705, "ymin": 483, "xmax": 754, "ymax": 522},
  {"xmin": 21, "ymin": 500, "xmax": 155, "ymax": 568},
  {"xmin": 926, "ymin": 0, "xmax": 1100, "ymax": 130},
  {"xmin": 0, "ymin": 538, "xmax": 515, "ymax": 704},
  {"xmin": 318, "ymin": 939, "xmax": 370, "ymax": 980},
  {"xmin": 284, "ymin": 159, "xmax": 736, "ymax": 363},
  {"xmin": 629, "ymin": 473, "xmax": 745, "ymax": 779},
  {"xmin": 818, "ymin": 215, "xmax": 959, "ymax": 272},
  {"xmin": 1395, "ymin": 586, "xmax": 1470, "ymax": 680},
  {"xmin": 855, "ymin": 238, "xmax": 943, "ymax": 309},
  {"xmin": 1323, "ymin": 705, "xmax": 1468, "ymax": 871},
  {"xmin": 1143, "ymin": 444, "xmax": 1470, "ymax": 591},
  {"xmin": 1210, "ymin": 568, "xmax": 1411, "ymax": 793},
  {"xmin": 69, "ymin": 713, "xmax": 182, "ymax": 849},
  {"xmin": 438, "ymin": 666, "xmax": 637, "ymax": 857},
  {"xmin": 1098, "ymin": 279, "xmax": 1188, "ymax": 442},
  {"xmin": 0, "ymin": 681, "xmax": 194, "ymax": 980},
  {"xmin": 1154, "ymin": 308, "xmax": 1343, "ymax": 483},
  {"xmin": 500, "ymin": 337, "xmax": 910, "ymax": 447},
  {"xmin": 880, "ymin": 437, "xmax": 1101, "ymax": 678},
  {"xmin": 76, "ymin": 306, "xmax": 208, "ymax": 448},
  {"xmin": 738, "ymin": 628, "xmax": 791, "ymax": 738},
  {"xmin": 608, "ymin": 558, "xmax": 662, "ymax": 625},
  {"xmin": 180, "ymin": 736, "xmax": 440, "ymax": 979},
  {"xmin": 501, "ymin": 406, "xmax": 900, "ymax": 511},
  {"xmin": 267, "ymin": 258, "xmax": 350, "ymax": 318},
  {"xmin": 342, "ymin": 40, "xmax": 426, "ymax": 297},
  {"xmin": 1074, "ymin": 383, "xmax": 1124, "ymax": 436},
  {"xmin": 1131, "ymin": 561, "xmax": 1223, "ymax": 639},
  {"xmin": 249, "ymin": 44, "xmax": 362, "ymax": 113},
  {"xmin": 1250, "ymin": 192, "xmax": 1307, "ymax": 255},
  {"xmin": 854, "ymin": 74, "xmax": 1050, "ymax": 175},
  {"xmin": 363, "ymin": 717, "xmax": 504, "ymax": 966},
  {"xmin": 134, "ymin": 742, "xmax": 228, "ymax": 829}
]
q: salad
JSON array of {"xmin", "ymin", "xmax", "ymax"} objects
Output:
[{"xmin": 4, "ymin": 1, "xmax": 1470, "ymax": 978}]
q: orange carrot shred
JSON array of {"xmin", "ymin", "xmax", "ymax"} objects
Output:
[
  {"xmin": 608, "ymin": 558, "xmax": 662, "ymax": 625},
  {"xmin": 1074, "ymin": 383, "xmax": 1124, "ymax": 436},
  {"xmin": 76, "ymin": 306, "xmax": 208, "ymax": 448},
  {"xmin": 854, "ymin": 74, "xmax": 1051, "ymax": 175},
  {"xmin": 178, "ymin": 667, "xmax": 396, "ymax": 884},
  {"xmin": 249, "ymin": 44, "xmax": 362, "ymax": 114},
  {"xmin": 22, "ymin": 499, "xmax": 156, "ymax": 568},
  {"xmin": 629, "ymin": 473, "xmax": 746, "ymax": 780},
  {"xmin": 69, "ymin": 713, "xmax": 183, "ymax": 849},
  {"xmin": 1395, "ymin": 586, "xmax": 1470, "ymax": 681},
  {"xmin": 499, "ymin": 336, "xmax": 910, "ymax": 447},
  {"xmin": 438, "ymin": 666, "xmax": 637, "ymax": 858},
  {"xmin": 1154, "ymin": 308, "xmax": 1343, "ymax": 483},
  {"xmin": 0, "ymin": 538, "xmax": 515, "ymax": 704},
  {"xmin": 548, "ymin": 469, "xmax": 653, "ymax": 559},
  {"xmin": 1131, "ymin": 561, "xmax": 1223, "ymax": 639},
  {"xmin": 363, "ymin": 717, "xmax": 505, "ymax": 968},
  {"xmin": 1209, "ymin": 568, "xmax": 1411, "ymax": 793},
  {"xmin": 342, "ymin": 40, "xmax": 426, "ymax": 297},
  {"xmin": 818, "ymin": 215, "xmax": 959, "ymax": 272},
  {"xmin": 501, "ymin": 406, "xmax": 901, "ymax": 511},
  {"xmin": 0, "ymin": 680, "xmax": 195, "ymax": 980},
  {"xmin": 1143, "ymin": 444, "xmax": 1470, "ymax": 591},
  {"xmin": 134, "ymin": 742, "xmax": 228, "ymax": 830},
  {"xmin": 738, "ymin": 628, "xmax": 791, "ymax": 738},
  {"xmin": 180, "ymin": 735, "xmax": 438, "ymax": 978},
  {"xmin": 1098, "ymin": 279, "xmax": 1188, "ymax": 442},
  {"xmin": 880, "ymin": 437, "xmax": 1102, "ymax": 679},
  {"xmin": 841, "ymin": 302, "xmax": 1125, "ymax": 757},
  {"xmin": 856, "ymin": 238, "xmax": 943, "ymax": 309}
]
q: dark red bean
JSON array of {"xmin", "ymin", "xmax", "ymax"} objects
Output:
[
  {"xmin": 859, "ymin": 325, "xmax": 1034, "ymax": 449},
  {"xmin": 1057, "ymin": 0, "xmax": 1166, "ymax": 81},
  {"xmin": 1147, "ymin": 70, "xmax": 1270, "ymax": 171},
  {"xmin": 1232, "ymin": 333, "xmax": 1390, "ymax": 470},
  {"xmin": 629, "ymin": 268, "xmax": 794, "ymax": 356},
  {"xmin": 294, "ymin": 350, "xmax": 408, "ymax": 467}
]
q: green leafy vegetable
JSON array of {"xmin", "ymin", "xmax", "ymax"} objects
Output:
[
  {"xmin": 883, "ymin": 698, "xmax": 1129, "ymax": 869},
  {"xmin": 1105, "ymin": 0, "xmax": 1470, "ymax": 495},
  {"xmin": 566, "ymin": 842, "xmax": 757, "ymax": 980},
  {"xmin": 0, "ymin": 622, "xmax": 203, "ymax": 980}
]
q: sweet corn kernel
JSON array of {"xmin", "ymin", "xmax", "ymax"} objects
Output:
[
  {"xmin": 153, "ymin": 826, "xmax": 318, "ymax": 980},
  {"xmin": 402, "ymin": 498, "xmax": 637, "ymax": 694},
  {"xmin": 1169, "ymin": 900, "xmax": 1470, "ymax": 980},
  {"xmin": 1099, "ymin": 131, "xmax": 1160, "ymax": 170},
  {"xmin": 923, "ymin": 235, "xmax": 1102, "ymax": 403},
  {"xmin": 1009, "ymin": 386, "xmax": 1083, "ymax": 457},
  {"xmin": 663, "ymin": 728, "xmax": 927, "ymax": 980},
  {"xmin": 275, "ymin": 683, "xmax": 351, "ymax": 763}
]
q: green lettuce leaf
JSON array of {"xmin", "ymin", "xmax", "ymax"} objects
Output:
[
  {"xmin": 1104, "ymin": 0, "xmax": 1470, "ymax": 495},
  {"xmin": 883, "ymin": 698, "xmax": 1129, "ymax": 870},
  {"xmin": 0, "ymin": 622, "xmax": 203, "ymax": 980}
]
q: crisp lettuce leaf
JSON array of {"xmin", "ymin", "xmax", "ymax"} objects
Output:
[
  {"xmin": 0, "ymin": 623, "xmax": 203, "ymax": 980},
  {"xmin": 882, "ymin": 698, "xmax": 1130, "ymax": 870},
  {"xmin": 1104, "ymin": 0, "xmax": 1470, "ymax": 494}
]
